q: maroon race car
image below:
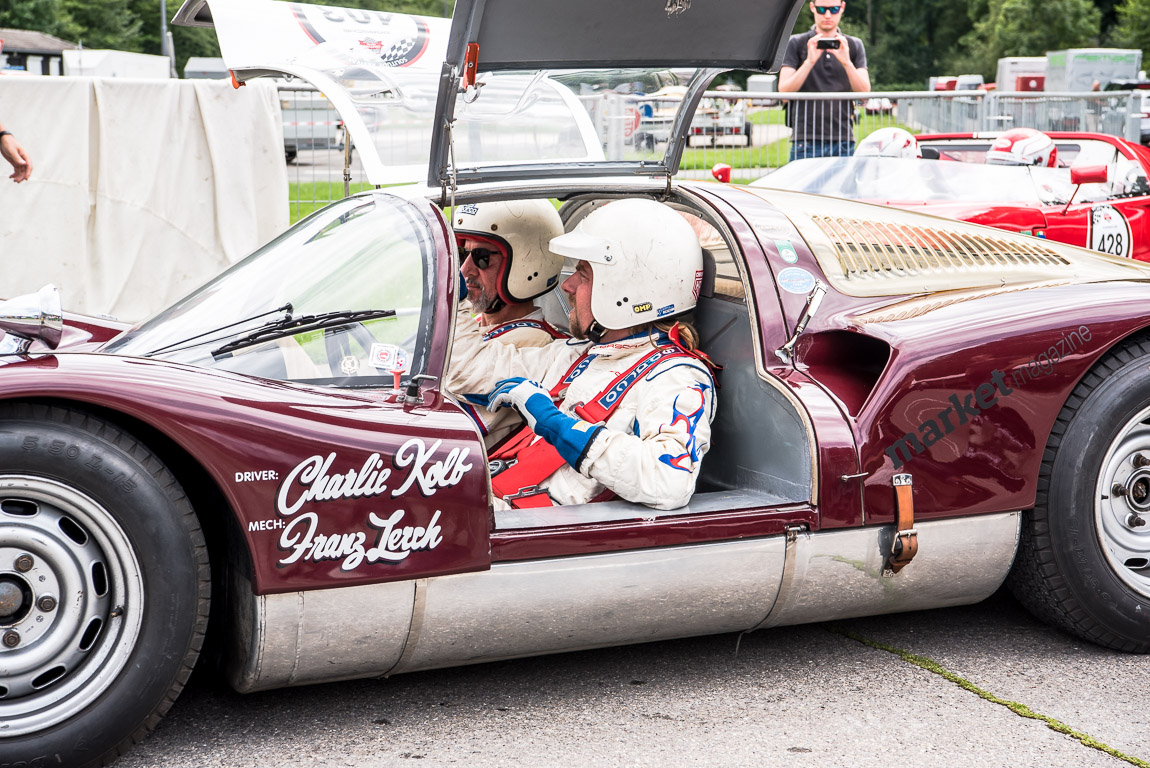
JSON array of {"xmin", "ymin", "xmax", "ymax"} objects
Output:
[
  {"xmin": 756, "ymin": 131, "xmax": 1150, "ymax": 261},
  {"xmin": 4, "ymin": 2, "xmax": 1150, "ymax": 766}
]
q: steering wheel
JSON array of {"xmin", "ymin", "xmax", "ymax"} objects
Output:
[{"xmin": 322, "ymin": 322, "xmax": 381, "ymax": 377}]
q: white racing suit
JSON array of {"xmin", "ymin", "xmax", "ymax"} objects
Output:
[
  {"xmin": 449, "ymin": 307, "xmax": 717, "ymax": 510},
  {"xmin": 448, "ymin": 302, "xmax": 566, "ymax": 447}
]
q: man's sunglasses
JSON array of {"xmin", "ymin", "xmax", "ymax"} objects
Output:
[
  {"xmin": 458, "ymin": 245, "xmax": 500, "ymax": 270},
  {"xmin": 813, "ymin": 5, "xmax": 842, "ymax": 13}
]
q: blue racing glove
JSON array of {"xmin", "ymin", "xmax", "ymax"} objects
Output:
[
  {"xmin": 488, "ymin": 378, "xmax": 604, "ymax": 470},
  {"xmin": 458, "ymin": 270, "xmax": 468, "ymax": 301}
]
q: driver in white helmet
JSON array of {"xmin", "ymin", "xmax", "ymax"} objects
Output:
[
  {"xmin": 449, "ymin": 198, "xmax": 719, "ymax": 511},
  {"xmin": 985, "ymin": 128, "xmax": 1058, "ymax": 167},
  {"xmin": 449, "ymin": 200, "xmax": 569, "ymax": 446},
  {"xmin": 854, "ymin": 127, "xmax": 921, "ymax": 159}
]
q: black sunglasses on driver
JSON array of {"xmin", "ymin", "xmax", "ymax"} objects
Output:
[
  {"xmin": 458, "ymin": 245, "xmax": 500, "ymax": 270},
  {"xmin": 813, "ymin": 5, "xmax": 842, "ymax": 13}
]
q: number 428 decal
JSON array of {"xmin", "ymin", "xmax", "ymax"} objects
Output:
[{"xmin": 1089, "ymin": 204, "xmax": 1133, "ymax": 258}]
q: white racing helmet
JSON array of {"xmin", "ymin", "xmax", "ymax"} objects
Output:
[
  {"xmin": 985, "ymin": 128, "xmax": 1058, "ymax": 167},
  {"xmin": 854, "ymin": 127, "xmax": 921, "ymax": 159},
  {"xmin": 454, "ymin": 199, "xmax": 565, "ymax": 304},
  {"xmin": 550, "ymin": 199, "xmax": 703, "ymax": 330}
]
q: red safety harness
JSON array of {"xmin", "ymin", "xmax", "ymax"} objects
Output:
[{"xmin": 489, "ymin": 344, "xmax": 702, "ymax": 509}]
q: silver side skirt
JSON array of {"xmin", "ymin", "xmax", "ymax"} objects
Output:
[{"xmin": 227, "ymin": 511, "xmax": 1019, "ymax": 692}]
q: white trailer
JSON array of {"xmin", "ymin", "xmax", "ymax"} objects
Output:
[
  {"xmin": 1045, "ymin": 48, "xmax": 1142, "ymax": 91},
  {"xmin": 995, "ymin": 57, "xmax": 1046, "ymax": 90}
]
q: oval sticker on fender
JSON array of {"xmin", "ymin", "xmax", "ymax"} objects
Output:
[
  {"xmin": 777, "ymin": 266, "xmax": 817, "ymax": 294},
  {"xmin": 1089, "ymin": 204, "xmax": 1132, "ymax": 258}
]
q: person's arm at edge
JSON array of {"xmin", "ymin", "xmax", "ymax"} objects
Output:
[{"xmin": 0, "ymin": 122, "xmax": 32, "ymax": 182}]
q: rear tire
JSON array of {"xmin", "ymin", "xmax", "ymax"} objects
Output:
[
  {"xmin": 1007, "ymin": 339, "xmax": 1150, "ymax": 651},
  {"xmin": 0, "ymin": 404, "xmax": 210, "ymax": 766}
]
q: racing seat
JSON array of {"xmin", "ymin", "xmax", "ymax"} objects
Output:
[{"xmin": 692, "ymin": 250, "xmax": 813, "ymax": 503}]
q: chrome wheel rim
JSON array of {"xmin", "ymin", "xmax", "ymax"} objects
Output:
[
  {"xmin": 0, "ymin": 475, "xmax": 144, "ymax": 736},
  {"xmin": 1095, "ymin": 406, "xmax": 1150, "ymax": 600}
]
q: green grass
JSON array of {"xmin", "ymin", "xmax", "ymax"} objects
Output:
[
  {"xmin": 679, "ymin": 143, "xmax": 790, "ymax": 170},
  {"xmin": 749, "ymin": 107, "xmax": 787, "ymax": 125},
  {"xmin": 289, "ymin": 182, "xmax": 377, "ymax": 223}
]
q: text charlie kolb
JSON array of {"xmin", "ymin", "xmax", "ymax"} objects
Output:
[{"xmin": 886, "ymin": 325, "xmax": 1092, "ymax": 469}]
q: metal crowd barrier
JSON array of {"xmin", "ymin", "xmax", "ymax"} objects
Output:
[{"xmin": 282, "ymin": 86, "xmax": 1145, "ymax": 215}]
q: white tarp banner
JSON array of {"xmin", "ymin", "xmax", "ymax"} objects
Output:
[{"xmin": 0, "ymin": 76, "xmax": 288, "ymax": 321}]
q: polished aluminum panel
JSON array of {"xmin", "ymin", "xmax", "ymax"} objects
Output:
[
  {"xmin": 228, "ymin": 571, "xmax": 415, "ymax": 692},
  {"xmin": 756, "ymin": 511, "xmax": 1020, "ymax": 629},
  {"xmin": 228, "ymin": 513, "xmax": 1019, "ymax": 691},
  {"xmin": 390, "ymin": 538, "xmax": 786, "ymax": 673}
]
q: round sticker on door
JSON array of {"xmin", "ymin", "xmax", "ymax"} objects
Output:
[
  {"xmin": 777, "ymin": 267, "xmax": 817, "ymax": 294},
  {"xmin": 1089, "ymin": 205, "xmax": 1132, "ymax": 258}
]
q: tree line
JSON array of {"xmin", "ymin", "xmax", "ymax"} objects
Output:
[{"xmin": 2, "ymin": 0, "xmax": 1150, "ymax": 88}]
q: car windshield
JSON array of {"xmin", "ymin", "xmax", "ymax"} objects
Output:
[
  {"xmin": 755, "ymin": 157, "xmax": 1076, "ymax": 206},
  {"xmin": 104, "ymin": 194, "xmax": 435, "ymax": 388}
]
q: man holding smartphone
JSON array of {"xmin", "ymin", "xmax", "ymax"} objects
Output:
[{"xmin": 778, "ymin": 1, "xmax": 870, "ymax": 160}]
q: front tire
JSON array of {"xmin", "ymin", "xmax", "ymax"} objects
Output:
[
  {"xmin": 1008, "ymin": 339, "xmax": 1150, "ymax": 651},
  {"xmin": 0, "ymin": 404, "xmax": 210, "ymax": 766}
]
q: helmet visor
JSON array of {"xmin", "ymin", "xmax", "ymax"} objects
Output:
[{"xmin": 549, "ymin": 225, "xmax": 619, "ymax": 266}]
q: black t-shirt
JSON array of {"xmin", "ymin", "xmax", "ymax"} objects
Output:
[{"xmin": 781, "ymin": 28, "xmax": 867, "ymax": 142}]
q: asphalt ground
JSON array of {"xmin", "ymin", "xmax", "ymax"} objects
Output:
[{"xmin": 117, "ymin": 589, "xmax": 1149, "ymax": 768}]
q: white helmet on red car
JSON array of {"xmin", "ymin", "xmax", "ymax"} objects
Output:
[
  {"xmin": 985, "ymin": 128, "xmax": 1058, "ymax": 167},
  {"xmin": 855, "ymin": 127, "xmax": 921, "ymax": 159},
  {"xmin": 454, "ymin": 199, "xmax": 565, "ymax": 304},
  {"xmin": 549, "ymin": 199, "xmax": 703, "ymax": 331}
]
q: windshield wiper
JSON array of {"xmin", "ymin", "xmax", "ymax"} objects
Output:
[
  {"xmin": 144, "ymin": 303, "xmax": 294, "ymax": 357},
  {"xmin": 210, "ymin": 309, "xmax": 396, "ymax": 357}
]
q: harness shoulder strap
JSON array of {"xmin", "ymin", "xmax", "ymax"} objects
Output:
[
  {"xmin": 482, "ymin": 318, "xmax": 570, "ymax": 342},
  {"xmin": 573, "ymin": 346, "xmax": 697, "ymax": 424},
  {"xmin": 491, "ymin": 345, "xmax": 696, "ymax": 509}
]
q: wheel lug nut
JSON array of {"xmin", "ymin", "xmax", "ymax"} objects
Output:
[
  {"xmin": 1127, "ymin": 513, "xmax": 1147, "ymax": 528},
  {"xmin": 37, "ymin": 595, "xmax": 56, "ymax": 612},
  {"xmin": 13, "ymin": 554, "xmax": 33, "ymax": 573},
  {"xmin": 2, "ymin": 630, "xmax": 20, "ymax": 648},
  {"xmin": 1112, "ymin": 483, "xmax": 1128, "ymax": 497},
  {"xmin": 1134, "ymin": 454, "xmax": 1150, "ymax": 468}
]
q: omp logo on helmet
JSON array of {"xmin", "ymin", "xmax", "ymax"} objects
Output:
[
  {"xmin": 692, "ymin": 269, "xmax": 704, "ymax": 300},
  {"xmin": 633, "ymin": 302, "xmax": 653, "ymax": 314},
  {"xmin": 459, "ymin": 204, "xmax": 479, "ymax": 216}
]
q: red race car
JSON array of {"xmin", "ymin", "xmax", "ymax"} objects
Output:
[
  {"xmin": 756, "ymin": 131, "xmax": 1150, "ymax": 260},
  {"xmin": 4, "ymin": 2, "xmax": 1150, "ymax": 766}
]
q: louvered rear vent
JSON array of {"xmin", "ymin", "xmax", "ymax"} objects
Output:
[{"xmin": 811, "ymin": 215, "xmax": 1071, "ymax": 280}]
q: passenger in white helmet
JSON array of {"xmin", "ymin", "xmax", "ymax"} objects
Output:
[
  {"xmin": 854, "ymin": 127, "xmax": 921, "ymax": 159},
  {"xmin": 985, "ymin": 128, "xmax": 1058, "ymax": 167},
  {"xmin": 448, "ymin": 198, "xmax": 720, "ymax": 511},
  {"xmin": 449, "ymin": 199, "xmax": 569, "ymax": 447}
]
